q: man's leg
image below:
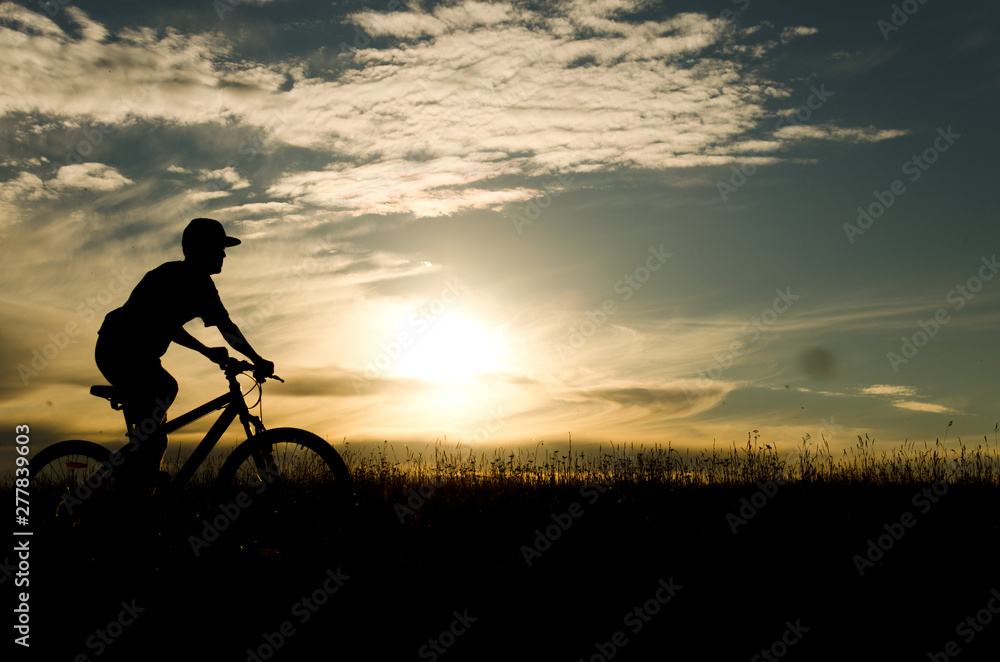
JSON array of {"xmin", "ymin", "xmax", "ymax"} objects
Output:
[
  {"xmin": 97, "ymin": 338, "xmax": 178, "ymax": 499},
  {"xmin": 122, "ymin": 367, "xmax": 178, "ymax": 495}
]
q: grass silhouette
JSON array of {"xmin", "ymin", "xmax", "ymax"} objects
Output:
[
  {"xmin": 335, "ymin": 431, "xmax": 1000, "ymax": 493},
  {"xmin": 8, "ymin": 429, "xmax": 1000, "ymax": 661}
]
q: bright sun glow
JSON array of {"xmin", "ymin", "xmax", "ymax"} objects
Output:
[{"xmin": 394, "ymin": 314, "xmax": 506, "ymax": 383}]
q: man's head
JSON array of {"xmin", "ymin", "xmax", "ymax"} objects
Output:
[{"xmin": 182, "ymin": 218, "xmax": 240, "ymax": 274}]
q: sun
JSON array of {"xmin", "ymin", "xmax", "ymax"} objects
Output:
[{"xmin": 394, "ymin": 313, "xmax": 505, "ymax": 383}]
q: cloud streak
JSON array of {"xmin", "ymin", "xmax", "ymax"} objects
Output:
[{"xmin": 0, "ymin": 0, "xmax": 906, "ymax": 222}]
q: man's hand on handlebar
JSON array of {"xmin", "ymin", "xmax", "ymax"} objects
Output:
[
  {"xmin": 221, "ymin": 357, "xmax": 278, "ymax": 381},
  {"xmin": 204, "ymin": 346, "xmax": 229, "ymax": 366},
  {"xmin": 253, "ymin": 358, "xmax": 276, "ymax": 381}
]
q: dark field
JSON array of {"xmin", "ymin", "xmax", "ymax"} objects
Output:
[{"xmin": 14, "ymin": 438, "xmax": 1000, "ymax": 661}]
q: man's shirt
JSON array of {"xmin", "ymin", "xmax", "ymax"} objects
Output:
[{"xmin": 99, "ymin": 261, "xmax": 229, "ymax": 358}]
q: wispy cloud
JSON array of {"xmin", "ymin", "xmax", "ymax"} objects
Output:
[
  {"xmin": 50, "ymin": 163, "xmax": 134, "ymax": 191},
  {"xmin": 0, "ymin": 172, "xmax": 53, "ymax": 227},
  {"xmin": 266, "ymin": 154, "xmax": 537, "ymax": 217},
  {"xmin": 215, "ymin": 201, "xmax": 301, "ymax": 217},
  {"xmin": 0, "ymin": 162, "xmax": 131, "ymax": 229},
  {"xmin": 892, "ymin": 401, "xmax": 959, "ymax": 415},
  {"xmin": 860, "ymin": 384, "xmax": 917, "ymax": 397},
  {"xmin": 859, "ymin": 385, "xmax": 959, "ymax": 416},
  {"xmin": 199, "ymin": 166, "xmax": 251, "ymax": 191},
  {"xmin": 774, "ymin": 124, "xmax": 910, "ymax": 143},
  {"xmin": 0, "ymin": 0, "xmax": 905, "ymax": 222},
  {"xmin": 579, "ymin": 381, "xmax": 733, "ymax": 418},
  {"xmin": 779, "ymin": 26, "xmax": 819, "ymax": 43}
]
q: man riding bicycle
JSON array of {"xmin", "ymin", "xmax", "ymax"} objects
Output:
[{"xmin": 96, "ymin": 217, "xmax": 274, "ymax": 494}]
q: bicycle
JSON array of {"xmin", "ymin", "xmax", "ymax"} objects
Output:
[{"xmin": 29, "ymin": 358, "xmax": 354, "ymax": 554}]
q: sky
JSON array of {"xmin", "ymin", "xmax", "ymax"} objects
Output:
[{"xmin": 1, "ymin": 0, "xmax": 998, "ymax": 460}]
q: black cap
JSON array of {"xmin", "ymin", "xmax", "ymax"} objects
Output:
[{"xmin": 182, "ymin": 218, "xmax": 241, "ymax": 252}]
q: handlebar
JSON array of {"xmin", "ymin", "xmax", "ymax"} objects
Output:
[{"xmin": 223, "ymin": 358, "xmax": 284, "ymax": 383}]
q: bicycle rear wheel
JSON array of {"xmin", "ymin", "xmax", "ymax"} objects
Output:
[
  {"xmin": 214, "ymin": 428, "xmax": 353, "ymax": 560},
  {"xmin": 29, "ymin": 440, "xmax": 115, "ymax": 528}
]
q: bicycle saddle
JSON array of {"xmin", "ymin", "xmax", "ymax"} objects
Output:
[{"xmin": 90, "ymin": 384, "xmax": 125, "ymax": 410}]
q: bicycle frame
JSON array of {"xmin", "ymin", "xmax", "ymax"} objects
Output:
[{"xmin": 135, "ymin": 363, "xmax": 266, "ymax": 488}]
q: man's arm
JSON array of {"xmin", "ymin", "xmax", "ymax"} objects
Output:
[
  {"xmin": 171, "ymin": 328, "xmax": 228, "ymax": 365},
  {"xmin": 218, "ymin": 319, "xmax": 274, "ymax": 375}
]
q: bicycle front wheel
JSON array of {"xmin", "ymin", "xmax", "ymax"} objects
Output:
[
  {"xmin": 29, "ymin": 440, "xmax": 115, "ymax": 528},
  {"xmin": 214, "ymin": 428, "xmax": 353, "ymax": 559}
]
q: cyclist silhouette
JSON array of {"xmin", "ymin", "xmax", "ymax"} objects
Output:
[{"xmin": 95, "ymin": 218, "xmax": 274, "ymax": 495}]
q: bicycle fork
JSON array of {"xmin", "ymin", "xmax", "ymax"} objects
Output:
[
  {"xmin": 242, "ymin": 415, "xmax": 277, "ymax": 485},
  {"xmin": 250, "ymin": 447, "xmax": 279, "ymax": 485}
]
